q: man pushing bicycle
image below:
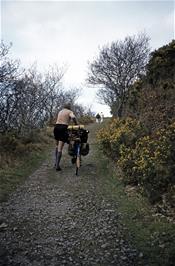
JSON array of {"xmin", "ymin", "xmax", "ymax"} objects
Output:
[{"xmin": 53, "ymin": 103, "xmax": 78, "ymax": 171}]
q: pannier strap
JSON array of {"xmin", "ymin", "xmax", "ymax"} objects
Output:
[{"xmin": 68, "ymin": 125, "xmax": 85, "ymax": 130}]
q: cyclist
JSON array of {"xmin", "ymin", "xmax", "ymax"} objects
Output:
[{"xmin": 53, "ymin": 103, "xmax": 78, "ymax": 171}]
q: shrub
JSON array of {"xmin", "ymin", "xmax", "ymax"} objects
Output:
[
  {"xmin": 78, "ymin": 115, "xmax": 94, "ymax": 125},
  {"xmin": 118, "ymin": 122, "xmax": 175, "ymax": 203},
  {"xmin": 97, "ymin": 117, "xmax": 146, "ymax": 159},
  {"xmin": 97, "ymin": 117, "xmax": 175, "ymax": 204},
  {"xmin": 0, "ymin": 129, "xmax": 52, "ymax": 169},
  {"xmin": 123, "ymin": 41, "xmax": 175, "ymax": 134},
  {"xmin": 0, "ymin": 133, "xmax": 19, "ymax": 153}
]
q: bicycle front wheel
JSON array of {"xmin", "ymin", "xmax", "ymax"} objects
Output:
[
  {"xmin": 75, "ymin": 144, "xmax": 81, "ymax": 175},
  {"xmin": 76, "ymin": 155, "xmax": 81, "ymax": 175}
]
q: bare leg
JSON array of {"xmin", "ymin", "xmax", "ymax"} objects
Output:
[
  {"xmin": 56, "ymin": 141, "xmax": 65, "ymax": 171},
  {"xmin": 58, "ymin": 141, "xmax": 64, "ymax": 152},
  {"xmin": 54, "ymin": 140, "xmax": 58, "ymax": 167}
]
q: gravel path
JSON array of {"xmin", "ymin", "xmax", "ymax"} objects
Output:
[{"xmin": 0, "ymin": 124, "xmax": 141, "ymax": 266}]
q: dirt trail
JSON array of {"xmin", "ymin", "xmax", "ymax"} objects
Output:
[{"xmin": 0, "ymin": 123, "xmax": 140, "ymax": 266}]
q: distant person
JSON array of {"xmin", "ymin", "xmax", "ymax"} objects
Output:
[
  {"xmin": 100, "ymin": 112, "xmax": 104, "ymax": 123},
  {"xmin": 53, "ymin": 103, "xmax": 78, "ymax": 171},
  {"xmin": 96, "ymin": 113, "xmax": 101, "ymax": 123}
]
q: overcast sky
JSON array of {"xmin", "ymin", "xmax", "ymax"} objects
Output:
[{"xmin": 1, "ymin": 0, "xmax": 174, "ymax": 115}]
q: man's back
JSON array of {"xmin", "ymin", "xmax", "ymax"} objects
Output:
[{"xmin": 56, "ymin": 108, "xmax": 75, "ymax": 125}]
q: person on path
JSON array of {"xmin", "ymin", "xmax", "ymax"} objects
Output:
[
  {"xmin": 96, "ymin": 113, "xmax": 101, "ymax": 123},
  {"xmin": 53, "ymin": 103, "xmax": 78, "ymax": 171},
  {"xmin": 100, "ymin": 112, "xmax": 104, "ymax": 123}
]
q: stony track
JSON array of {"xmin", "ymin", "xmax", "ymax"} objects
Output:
[{"xmin": 0, "ymin": 124, "xmax": 141, "ymax": 266}]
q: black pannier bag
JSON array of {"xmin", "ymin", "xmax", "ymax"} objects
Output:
[
  {"xmin": 81, "ymin": 142, "xmax": 89, "ymax": 156},
  {"xmin": 80, "ymin": 128, "xmax": 88, "ymax": 143},
  {"xmin": 80, "ymin": 128, "xmax": 89, "ymax": 156}
]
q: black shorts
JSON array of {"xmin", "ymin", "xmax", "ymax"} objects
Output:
[{"xmin": 54, "ymin": 124, "xmax": 68, "ymax": 143}]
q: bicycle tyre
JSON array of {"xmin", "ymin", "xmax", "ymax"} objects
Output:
[
  {"xmin": 76, "ymin": 166, "xmax": 79, "ymax": 176},
  {"xmin": 75, "ymin": 155, "xmax": 81, "ymax": 175},
  {"xmin": 75, "ymin": 143, "xmax": 81, "ymax": 175}
]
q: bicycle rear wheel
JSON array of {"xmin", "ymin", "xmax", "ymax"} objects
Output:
[{"xmin": 75, "ymin": 144, "xmax": 81, "ymax": 175}]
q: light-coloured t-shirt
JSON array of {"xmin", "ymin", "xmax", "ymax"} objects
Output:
[{"xmin": 56, "ymin": 108, "xmax": 75, "ymax": 125}]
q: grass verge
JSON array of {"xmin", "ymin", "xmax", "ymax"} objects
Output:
[
  {"xmin": 96, "ymin": 149, "xmax": 175, "ymax": 266},
  {"xmin": 0, "ymin": 144, "xmax": 52, "ymax": 203}
]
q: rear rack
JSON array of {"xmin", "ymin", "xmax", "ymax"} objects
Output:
[{"xmin": 68, "ymin": 125, "xmax": 85, "ymax": 130}]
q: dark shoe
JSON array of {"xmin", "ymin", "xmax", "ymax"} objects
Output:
[{"xmin": 56, "ymin": 166, "xmax": 62, "ymax": 171}]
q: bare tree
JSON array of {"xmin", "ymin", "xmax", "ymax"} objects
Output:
[
  {"xmin": 87, "ymin": 33, "xmax": 150, "ymax": 116},
  {"xmin": 0, "ymin": 42, "xmax": 66, "ymax": 134},
  {"xmin": 41, "ymin": 65, "xmax": 65, "ymax": 121},
  {"xmin": 0, "ymin": 41, "xmax": 87, "ymax": 134},
  {"xmin": 0, "ymin": 41, "xmax": 23, "ymax": 132}
]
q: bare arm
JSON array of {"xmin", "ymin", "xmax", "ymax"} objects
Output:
[
  {"xmin": 69, "ymin": 111, "xmax": 78, "ymax": 125},
  {"xmin": 72, "ymin": 117, "xmax": 78, "ymax": 125}
]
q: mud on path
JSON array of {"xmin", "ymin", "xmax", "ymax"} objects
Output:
[{"xmin": 0, "ymin": 123, "xmax": 140, "ymax": 266}]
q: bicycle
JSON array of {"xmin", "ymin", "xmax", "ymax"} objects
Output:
[{"xmin": 68, "ymin": 125, "xmax": 89, "ymax": 175}]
